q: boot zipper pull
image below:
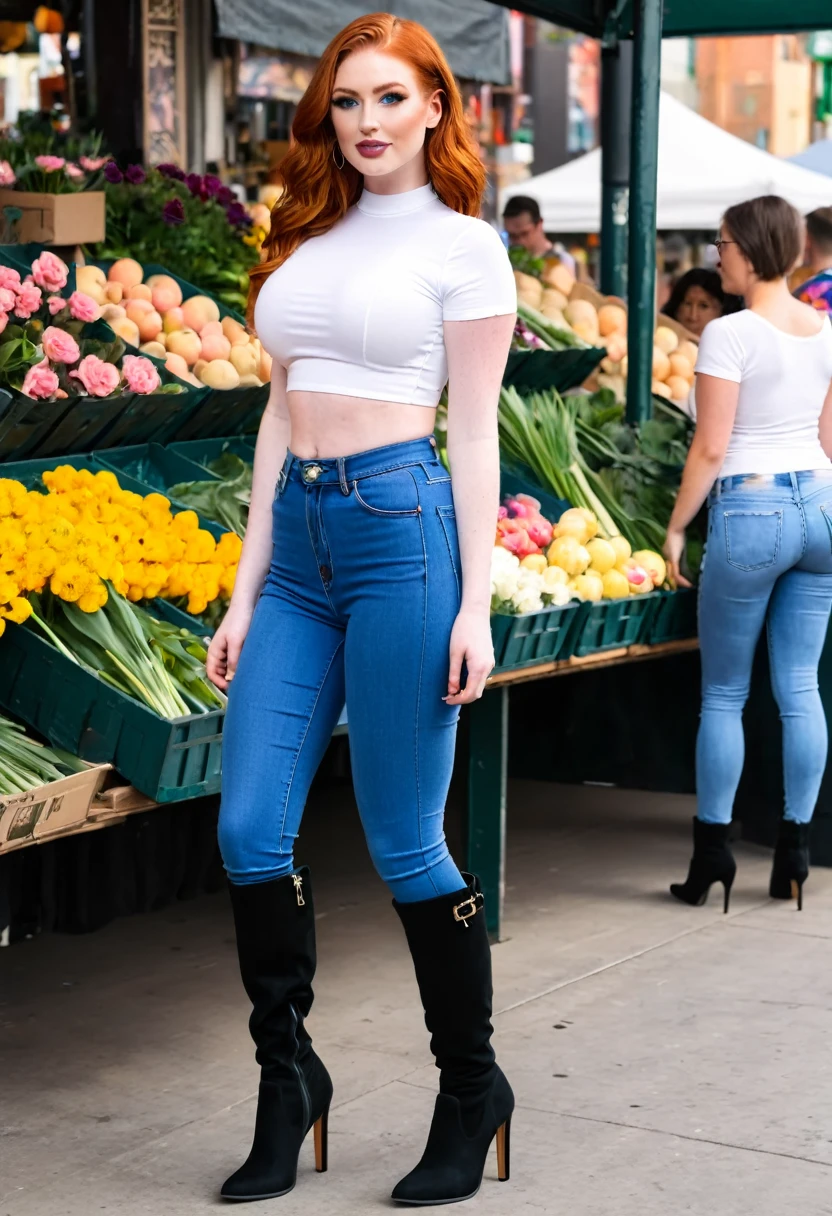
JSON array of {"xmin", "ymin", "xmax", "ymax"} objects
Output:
[{"xmin": 293, "ymin": 874, "xmax": 305, "ymax": 906}]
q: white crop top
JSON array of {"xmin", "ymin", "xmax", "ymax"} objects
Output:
[
  {"xmin": 254, "ymin": 183, "xmax": 517, "ymax": 407},
  {"xmin": 695, "ymin": 309, "xmax": 832, "ymax": 478}
]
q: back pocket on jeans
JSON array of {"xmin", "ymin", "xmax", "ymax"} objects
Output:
[{"xmin": 723, "ymin": 509, "xmax": 782, "ymax": 571}]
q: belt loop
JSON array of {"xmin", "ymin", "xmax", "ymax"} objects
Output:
[
  {"xmin": 790, "ymin": 471, "xmax": 800, "ymax": 500},
  {"xmin": 337, "ymin": 457, "xmax": 350, "ymax": 496},
  {"xmin": 713, "ymin": 476, "xmax": 722, "ymax": 500}
]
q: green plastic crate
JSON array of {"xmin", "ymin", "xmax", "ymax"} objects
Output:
[
  {"xmin": 573, "ymin": 594, "xmax": 659, "ymax": 657},
  {"xmin": 503, "ymin": 346, "xmax": 606, "ymax": 394},
  {"xmin": 499, "ymin": 463, "xmax": 570, "ymax": 523},
  {"xmin": 168, "ymin": 435, "xmax": 256, "ymax": 472},
  {"xmin": 94, "ymin": 442, "xmax": 216, "ymax": 497},
  {"xmin": 0, "ymin": 621, "xmax": 223, "ymax": 802},
  {"xmin": 491, "ymin": 601, "xmax": 584, "ymax": 672},
  {"xmin": 647, "ymin": 588, "xmax": 698, "ymax": 645}
]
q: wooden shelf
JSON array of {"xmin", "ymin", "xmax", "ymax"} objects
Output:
[{"xmin": 486, "ymin": 636, "xmax": 699, "ymax": 687}]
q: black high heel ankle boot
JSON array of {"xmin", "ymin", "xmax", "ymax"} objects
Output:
[
  {"xmin": 670, "ymin": 818, "xmax": 736, "ymax": 913},
  {"xmin": 392, "ymin": 874, "xmax": 514, "ymax": 1207},
  {"xmin": 769, "ymin": 820, "xmax": 810, "ymax": 910},
  {"xmin": 221, "ymin": 869, "xmax": 332, "ymax": 1203}
]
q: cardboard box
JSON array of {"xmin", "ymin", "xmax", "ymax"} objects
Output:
[
  {"xmin": 0, "ymin": 762, "xmax": 111, "ymax": 853},
  {"xmin": 88, "ymin": 783, "xmax": 160, "ymax": 822},
  {"xmin": 569, "ymin": 282, "xmax": 698, "ymax": 345},
  {"xmin": 0, "ymin": 190, "xmax": 106, "ymax": 245}
]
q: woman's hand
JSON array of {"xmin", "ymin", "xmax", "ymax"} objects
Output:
[
  {"xmin": 663, "ymin": 525, "xmax": 692, "ymax": 589},
  {"xmin": 444, "ymin": 608, "xmax": 495, "ymax": 706},
  {"xmin": 206, "ymin": 603, "xmax": 254, "ymax": 691}
]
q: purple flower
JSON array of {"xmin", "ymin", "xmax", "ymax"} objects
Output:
[
  {"xmin": 157, "ymin": 163, "xmax": 186, "ymax": 181},
  {"xmin": 202, "ymin": 174, "xmax": 222, "ymax": 197},
  {"xmin": 125, "ymin": 163, "xmax": 146, "ymax": 185},
  {"xmin": 162, "ymin": 197, "xmax": 185, "ymax": 226},
  {"xmin": 226, "ymin": 201, "xmax": 250, "ymax": 227},
  {"xmin": 185, "ymin": 172, "xmax": 202, "ymax": 197},
  {"xmin": 217, "ymin": 186, "xmax": 235, "ymax": 206},
  {"xmin": 104, "ymin": 161, "xmax": 123, "ymax": 184}
]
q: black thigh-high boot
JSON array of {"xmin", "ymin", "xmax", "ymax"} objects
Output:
[
  {"xmin": 670, "ymin": 817, "xmax": 736, "ymax": 912},
  {"xmin": 391, "ymin": 873, "xmax": 514, "ymax": 1206},
  {"xmin": 769, "ymin": 820, "xmax": 810, "ymax": 909},
  {"xmin": 221, "ymin": 868, "xmax": 333, "ymax": 1202}
]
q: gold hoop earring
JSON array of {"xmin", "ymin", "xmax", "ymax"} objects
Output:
[{"xmin": 332, "ymin": 145, "xmax": 345, "ymax": 170}]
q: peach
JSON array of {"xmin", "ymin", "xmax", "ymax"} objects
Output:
[
  {"xmin": 125, "ymin": 300, "xmax": 154, "ymax": 331},
  {"xmin": 166, "ymin": 327, "xmax": 202, "ymax": 366},
  {"xmin": 258, "ymin": 347, "xmax": 273, "ymax": 383},
  {"xmin": 136, "ymin": 309, "xmax": 163, "ymax": 343},
  {"xmin": 76, "ymin": 265, "xmax": 107, "ymax": 305},
  {"xmin": 164, "ymin": 352, "xmax": 190, "ymax": 380},
  {"xmin": 181, "ymin": 294, "xmax": 220, "ymax": 333},
  {"xmin": 222, "ymin": 315, "xmax": 249, "ymax": 346},
  {"xmin": 111, "ymin": 317, "xmax": 140, "ymax": 346},
  {"xmin": 193, "ymin": 359, "xmax": 208, "ymax": 379},
  {"xmin": 198, "ymin": 359, "xmax": 240, "ymax": 390},
  {"xmin": 200, "ymin": 320, "xmax": 224, "ymax": 339},
  {"xmin": 105, "ymin": 281, "xmax": 124, "ymax": 305},
  {"xmin": 238, "ymin": 373, "xmax": 263, "ymax": 388},
  {"xmin": 229, "ymin": 344, "xmax": 258, "ymax": 378},
  {"xmin": 139, "ymin": 341, "xmax": 167, "ymax": 359},
  {"xmin": 108, "ymin": 258, "xmax": 144, "ymax": 290},
  {"xmin": 101, "ymin": 303, "xmax": 126, "ymax": 323},
  {"xmin": 126, "ymin": 283, "xmax": 152, "ymax": 302},
  {"xmin": 162, "ymin": 307, "xmax": 185, "ymax": 334},
  {"xmin": 146, "ymin": 273, "xmax": 183, "ymax": 314},
  {"xmin": 200, "ymin": 331, "xmax": 231, "ymax": 362}
]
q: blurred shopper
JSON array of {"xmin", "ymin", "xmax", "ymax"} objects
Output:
[
  {"xmin": 794, "ymin": 206, "xmax": 832, "ymax": 315},
  {"xmin": 665, "ymin": 196, "xmax": 832, "ymax": 913},
  {"xmin": 503, "ymin": 194, "xmax": 576, "ymax": 275},
  {"xmin": 664, "ymin": 267, "xmax": 742, "ymax": 339}
]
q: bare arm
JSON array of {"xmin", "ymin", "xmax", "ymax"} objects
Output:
[
  {"xmin": 664, "ymin": 372, "xmax": 739, "ymax": 586},
  {"xmin": 443, "ymin": 312, "xmax": 515, "ymax": 704},
  {"xmin": 819, "ymin": 379, "xmax": 832, "ymax": 460},
  {"xmin": 206, "ymin": 362, "xmax": 290, "ymax": 689}
]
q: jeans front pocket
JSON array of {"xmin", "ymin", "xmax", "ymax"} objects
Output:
[
  {"xmin": 352, "ymin": 468, "xmax": 421, "ymax": 516},
  {"xmin": 723, "ymin": 509, "xmax": 783, "ymax": 571}
]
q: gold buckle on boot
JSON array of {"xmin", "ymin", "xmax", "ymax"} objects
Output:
[{"xmin": 452, "ymin": 892, "xmax": 483, "ymax": 927}]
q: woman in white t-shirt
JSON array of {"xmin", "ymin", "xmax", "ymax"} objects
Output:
[
  {"xmin": 204, "ymin": 15, "xmax": 517, "ymax": 1208},
  {"xmin": 664, "ymin": 195, "xmax": 832, "ymax": 914}
]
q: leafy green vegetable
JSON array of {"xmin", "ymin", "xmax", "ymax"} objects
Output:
[
  {"xmin": 0, "ymin": 714, "xmax": 86, "ymax": 796},
  {"xmin": 508, "ymin": 247, "xmax": 546, "ymax": 278},
  {"xmin": 168, "ymin": 453, "xmax": 252, "ymax": 536}
]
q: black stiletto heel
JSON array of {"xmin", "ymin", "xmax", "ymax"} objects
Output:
[
  {"xmin": 770, "ymin": 821, "xmax": 809, "ymax": 911},
  {"xmin": 670, "ymin": 818, "xmax": 736, "ymax": 913}
]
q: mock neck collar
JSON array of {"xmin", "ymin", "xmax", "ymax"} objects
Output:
[{"xmin": 356, "ymin": 183, "xmax": 437, "ymax": 217}]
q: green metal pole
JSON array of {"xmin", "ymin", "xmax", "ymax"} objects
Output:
[
  {"xmin": 625, "ymin": 0, "xmax": 662, "ymax": 425},
  {"xmin": 600, "ymin": 40, "xmax": 632, "ymax": 298},
  {"xmin": 467, "ymin": 688, "xmax": 508, "ymax": 941}
]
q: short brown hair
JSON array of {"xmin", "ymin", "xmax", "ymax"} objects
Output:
[
  {"xmin": 806, "ymin": 207, "xmax": 832, "ymax": 255},
  {"xmin": 722, "ymin": 195, "xmax": 803, "ymax": 281}
]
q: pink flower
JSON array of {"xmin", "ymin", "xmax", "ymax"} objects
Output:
[
  {"xmin": 65, "ymin": 162, "xmax": 84, "ymax": 180},
  {"xmin": 0, "ymin": 160, "xmax": 16, "ymax": 187},
  {"xmin": 21, "ymin": 359, "xmax": 59, "ymax": 400},
  {"xmin": 70, "ymin": 354, "xmax": 120, "ymax": 397},
  {"xmin": 48, "ymin": 295, "xmax": 66, "ymax": 315},
  {"xmin": 0, "ymin": 313, "xmax": 8, "ymax": 337},
  {"xmin": 0, "ymin": 267, "xmax": 21, "ymax": 292},
  {"xmin": 121, "ymin": 354, "xmax": 161, "ymax": 395},
  {"xmin": 42, "ymin": 326, "xmax": 81, "ymax": 365},
  {"xmin": 67, "ymin": 290, "xmax": 100, "ymax": 322},
  {"xmin": 13, "ymin": 279, "xmax": 42, "ymax": 319},
  {"xmin": 80, "ymin": 155, "xmax": 109, "ymax": 172},
  {"xmin": 35, "ymin": 155, "xmax": 66, "ymax": 172},
  {"xmin": 0, "ymin": 287, "xmax": 16, "ymax": 313},
  {"xmin": 30, "ymin": 250, "xmax": 68, "ymax": 293}
]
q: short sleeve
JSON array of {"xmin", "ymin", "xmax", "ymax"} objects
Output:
[
  {"xmin": 694, "ymin": 317, "xmax": 744, "ymax": 383},
  {"xmin": 442, "ymin": 220, "xmax": 517, "ymax": 322}
]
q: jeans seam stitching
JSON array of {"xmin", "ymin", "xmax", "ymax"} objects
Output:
[
  {"xmin": 276, "ymin": 638, "xmax": 345, "ymax": 857},
  {"xmin": 415, "ymin": 496, "xmax": 439, "ymax": 897},
  {"xmin": 352, "ymin": 481, "xmax": 420, "ymax": 516}
]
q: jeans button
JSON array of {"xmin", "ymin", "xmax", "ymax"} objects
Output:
[{"xmin": 303, "ymin": 464, "xmax": 322, "ymax": 483}]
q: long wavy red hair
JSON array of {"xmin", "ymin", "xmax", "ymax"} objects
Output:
[{"xmin": 248, "ymin": 12, "xmax": 486, "ymax": 323}]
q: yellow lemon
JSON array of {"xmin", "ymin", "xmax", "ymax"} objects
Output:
[
  {"xmin": 520, "ymin": 553, "xmax": 548, "ymax": 574},
  {"xmin": 609, "ymin": 535, "xmax": 632, "ymax": 563},
  {"xmin": 586, "ymin": 537, "xmax": 616, "ymax": 575},
  {"xmin": 602, "ymin": 568, "xmax": 630, "ymax": 599}
]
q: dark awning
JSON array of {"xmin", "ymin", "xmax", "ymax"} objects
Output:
[
  {"xmin": 214, "ymin": 0, "xmax": 510, "ymax": 85},
  {"xmin": 486, "ymin": 0, "xmax": 832, "ymax": 39}
]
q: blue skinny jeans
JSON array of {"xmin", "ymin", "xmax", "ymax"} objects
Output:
[
  {"xmin": 697, "ymin": 470, "xmax": 832, "ymax": 825},
  {"xmin": 218, "ymin": 437, "xmax": 465, "ymax": 901}
]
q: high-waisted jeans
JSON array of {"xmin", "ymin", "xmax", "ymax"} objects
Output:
[
  {"xmin": 697, "ymin": 470, "xmax": 832, "ymax": 825},
  {"xmin": 218, "ymin": 437, "xmax": 465, "ymax": 901}
]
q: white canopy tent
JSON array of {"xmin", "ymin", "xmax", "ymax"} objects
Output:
[{"xmin": 502, "ymin": 92, "xmax": 832, "ymax": 233}]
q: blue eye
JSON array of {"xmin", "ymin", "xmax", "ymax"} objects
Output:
[
  {"xmin": 332, "ymin": 97, "xmax": 358, "ymax": 109},
  {"xmin": 381, "ymin": 92, "xmax": 406, "ymax": 105}
]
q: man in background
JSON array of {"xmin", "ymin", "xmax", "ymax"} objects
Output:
[
  {"xmin": 503, "ymin": 195, "xmax": 577, "ymax": 277},
  {"xmin": 794, "ymin": 207, "xmax": 832, "ymax": 315}
]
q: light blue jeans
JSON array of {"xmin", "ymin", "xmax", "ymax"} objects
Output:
[
  {"xmin": 697, "ymin": 470, "xmax": 832, "ymax": 825},
  {"xmin": 218, "ymin": 437, "xmax": 465, "ymax": 901}
]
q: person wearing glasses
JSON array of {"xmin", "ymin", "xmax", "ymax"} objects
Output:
[
  {"xmin": 502, "ymin": 194, "xmax": 577, "ymax": 277},
  {"xmin": 664, "ymin": 196, "xmax": 832, "ymax": 914}
]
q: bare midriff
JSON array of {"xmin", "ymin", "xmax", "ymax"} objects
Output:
[{"xmin": 286, "ymin": 390, "xmax": 437, "ymax": 459}]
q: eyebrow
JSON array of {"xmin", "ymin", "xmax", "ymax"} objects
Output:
[{"xmin": 332, "ymin": 82, "xmax": 408, "ymax": 97}]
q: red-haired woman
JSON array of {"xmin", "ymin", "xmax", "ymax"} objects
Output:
[{"xmin": 206, "ymin": 13, "xmax": 517, "ymax": 1208}]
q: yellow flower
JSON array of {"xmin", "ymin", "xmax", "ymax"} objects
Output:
[
  {"xmin": 127, "ymin": 585, "xmax": 144, "ymax": 602},
  {"xmin": 216, "ymin": 531, "xmax": 243, "ymax": 563},
  {"xmin": 1, "ymin": 596, "xmax": 32, "ymax": 624},
  {"xmin": 186, "ymin": 530, "xmax": 216, "ymax": 562},
  {"xmin": 51, "ymin": 560, "xmax": 94, "ymax": 602},
  {"xmin": 0, "ymin": 478, "xmax": 28, "ymax": 518},
  {"xmin": 43, "ymin": 516, "xmax": 76, "ymax": 552},
  {"xmin": 187, "ymin": 593, "xmax": 209, "ymax": 615},
  {"xmin": 78, "ymin": 582, "xmax": 108, "ymax": 613},
  {"xmin": 219, "ymin": 564, "xmax": 237, "ymax": 598},
  {"xmin": 93, "ymin": 470, "xmax": 120, "ymax": 496},
  {"xmin": 140, "ymin": 532, "xmax": 172, "ymax": 563},
  {"xmin": 171, "ymin": 510, "xmax": 199, "ymax": 537},
  {"xmin": 0, "ymin": 618, "xmax": 5, "ymax": 638}
]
